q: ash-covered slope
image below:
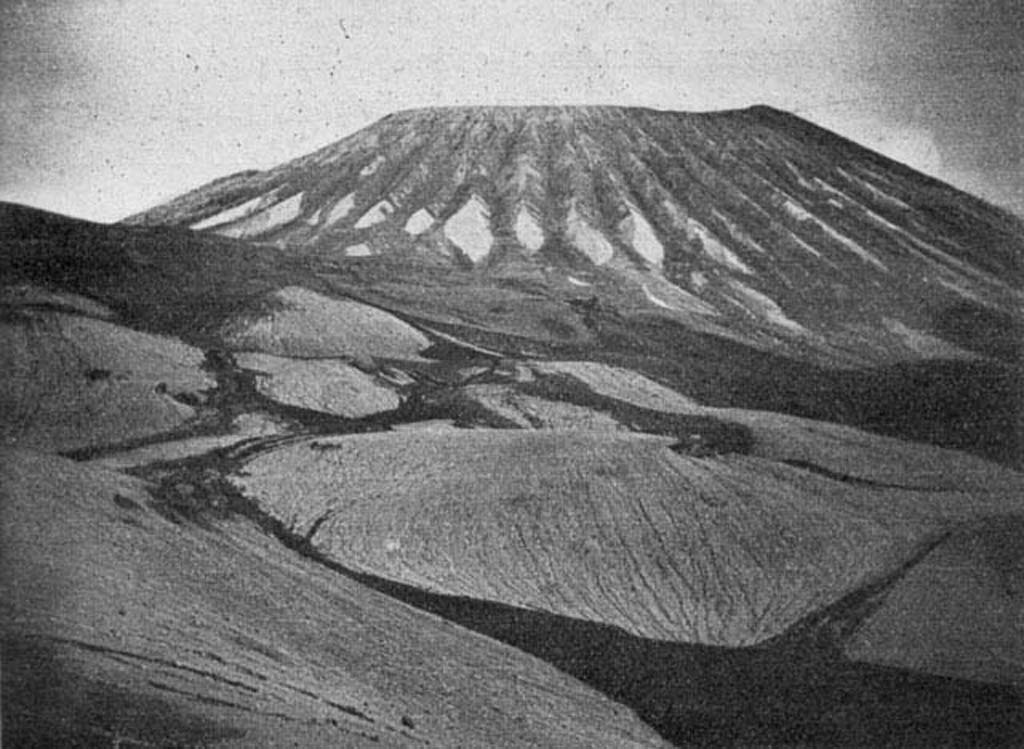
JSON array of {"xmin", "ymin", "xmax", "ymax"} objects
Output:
[
  {"xmin": 126, "ymin": 105, "xmax": 1023, "ymax": 366},
  {"xmin": 1, "ymin": 448, "xmax": 667, "ymax": 748},
  {"xmin": 4, "ymin": 197, "xmax": 1024, "ymax": 744}
]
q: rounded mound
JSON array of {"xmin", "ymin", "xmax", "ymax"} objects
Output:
[
  {"xmin": 233, "ymin": 429, "xmax": 942, "ymax": 646},
  {"xmin": 220, "ymin": 286, "xmax": 431, "ymax": 360},
  {"xmin": 236, "ymin": 352, "xmax": 401, "ymax": 418},
  {"xmin": 0, "ymin": 312, "xmax": 213, "ymax": 452}
]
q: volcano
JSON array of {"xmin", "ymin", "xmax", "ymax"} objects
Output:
[
  {"xmin": 3, "ymin": 105, "xmax": 1024, "ymax": 746},
  {"xmin": 127, "ymin": 105, "xmax": 1022, "ymax": 368}
]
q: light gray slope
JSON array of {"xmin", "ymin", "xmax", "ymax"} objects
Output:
[
  {"xmin": 230, "ymin": 427, "xmax": 1024, "ymax": 648},
  {"xmin": 0, "ymin": 448, "xmax": 668, "ymax": 748},
  {"xmin": 845, "ymin": 516, "xmax": 1024, "ymax": 686},
  {"xmin": 235, "ymin": 351, "xmax": 402, "ymax": 418},
  {"xmin": 221, "ymin": 285, "xmax": 431, "ymax": 360}
]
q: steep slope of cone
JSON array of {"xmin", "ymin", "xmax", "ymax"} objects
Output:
[
  {"xmin": 0, "ymin": 448, "xmax": 668, "ymax": 748},
  {"xmin": 126, "ymin": 106, "xmax": 1024, "ymax": 366}
]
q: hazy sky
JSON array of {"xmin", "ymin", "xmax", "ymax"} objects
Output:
[{"xmin": 1, "ymin": 0, "xmax": 1021, "ymax": 221}]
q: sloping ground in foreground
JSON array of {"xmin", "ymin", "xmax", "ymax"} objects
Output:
[
  {"xmin": 231, "ymin": 429, "xmax": 1024, "ymax": 648},
  {"xmin": 0, "ymin": 311, "xmax": 214, "ymax": 452},
  {"xmin": 0, "ymin": 449, "xmax": 667, "ymax": 748}
]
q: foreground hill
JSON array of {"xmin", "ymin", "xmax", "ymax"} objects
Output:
[{"xmin": 1, "ymin": 448, "xmax": 667, "ymax": 747}]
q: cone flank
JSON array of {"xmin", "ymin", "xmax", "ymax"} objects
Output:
[{"xmin": 123, "ymin": 103, "xmax": 1022, "ymax": 358}]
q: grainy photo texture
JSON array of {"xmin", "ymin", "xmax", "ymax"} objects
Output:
[{"xmin": 2, "ymin": 2, "xmax": 1022, "ymax": 746}]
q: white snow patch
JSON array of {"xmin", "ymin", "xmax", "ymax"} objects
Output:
[
  {"xmin": 813, "ymin": 178, "xmax": 847, "ymax": 198},
  {"xmin": 420, "ymin": 325, "xmax": 504, "ymax": 358},
  {"xmin": 786, "ymin": 231, "xmax": 823, "ymax": 259},
  {"xmin": 812, "ymin": 219, "xmax": 888, "ymax": 272},
  {"xmin": 686, "ymin": 219, "xmax": 752, "ymax": 274},
  {"xmin": 861, "ymin": 206, "xmax": 906, "ymax": 236},
  {"xmin": 326, "ymin": 193, "xmax": 356, "ymax": 225},
  {"xmin": 304, "ymin": 206, "xmax": 323, "ymax": 225},
  {"xmin": 444, "ymin": 196, "xmax": 494, "ymax": 262},
  {"xmin": 190, "ymin": 196, "xmax": 263, "ymax": 230},
  {"xmin": 841, "ymin": 170, "xmax": 912, "ymax": 210},
  {"xmin": 651, "ymin": 278, "xmax": 717, "ymax": 316},
  {"xmin": 862, "ymin": 209, "xmax": 996, "ymax": 285},
  {"xmin": 660, "ymin": 198, "xmax": 688, "ymax": 229},
  {"xmin": 784, "ymin": 160, "xmax": 817, "ymax": 191},
  {"xmin": 567, "ymin": 276, "xmax": 591, "ymax": 287},
  {"xmin": 882, "ymin": 317, "xmax": 971, "ymax": 358},
  {"xmin": 643, "ymin": 284, "xmax": 673, "ymax": 309},
  {"xmin": 620, "ymin": 207, "xmax": 664, "ymax": 266},
  {"xmin": 355, "ymin": 200, "xmax": 394, "ymax": 229},
  {"xmin": 936, "ymin": 277, "xmax": 984, "ymax": 303},
  {"xmin": 566, "ymin": 204, "xmax": 614, "ymax": 265},
  {"xmin": 727, "ymin": 279, "xmax": 805, "ymax": 333},
  {"xmin": 629, "ymin": 272, "xmax": 716, "ymax": 316},
  {"xmin": 345, "ymin": 243, "xmax": 374, "ymax": 257},
  {"xmin": 782, "ymin": 199, "xmax": 813, "ymax": 222},
  {"xmin": 404, "ymin": 208, "xmax": 434, "ymax": 236},
  {"xmin": 219, "ymin": 192, "xmax": 304, "ymax": 238},
  {"xmin": 511, "ymin": 154, "xmax": 544, "ymax": 193},
  {"xmin": 514, "ymin": 207, "xmax": 545, "ymax": 252},
  {"xmin": 359, "ymin": 154, "xmax": 385, "ymax": 177}
]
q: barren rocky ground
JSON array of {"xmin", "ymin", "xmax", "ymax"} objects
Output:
[{"xmin": 2, "ymin": 105, "xmax": 1023, "ymax": 746}]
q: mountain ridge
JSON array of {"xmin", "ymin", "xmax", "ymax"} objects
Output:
[{"xmin": 121, "ymin": 104, "xmax": 1022, "ymax": 376}]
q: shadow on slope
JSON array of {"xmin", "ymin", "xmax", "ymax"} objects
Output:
[
  {"xmin": 0, "ymin": 202, "xmax": 312, "ymax": 345},
  {"xmin": 162, "ymin": 466, "xmax": 1020, "ymax": 748},
  {"xmin": 591, "ymin": 314, "xmax": 1021, "ymax": 466},
  {"xmin": 2, "ymin": 635, "xmax": 243, "ymax": 749},
  {"xmin": 379, "ymin": 579, "xmax": 1024, "ymax": 748},
  {"xmin": 251, "ymin": 508, "xmax": 1024, "ymax": 746}
]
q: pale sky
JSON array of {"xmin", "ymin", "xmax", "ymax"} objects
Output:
[{"xmin": 1, "ymin": 0, "xmax": 1021, "ymax": 221}]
